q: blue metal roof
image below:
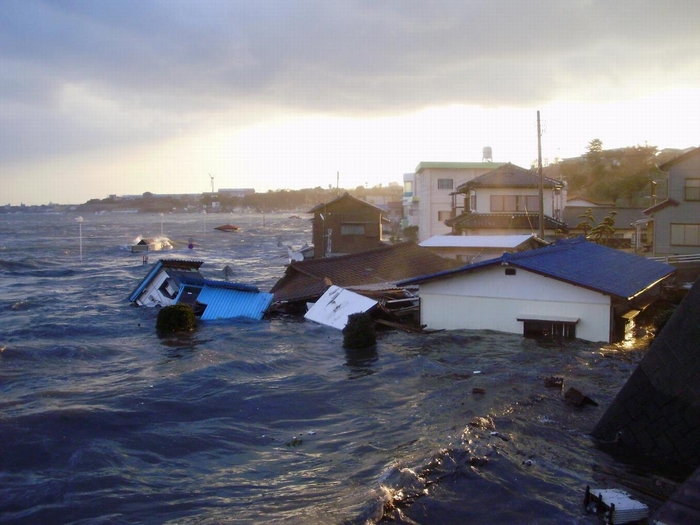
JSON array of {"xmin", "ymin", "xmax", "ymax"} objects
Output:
[
  {"xmin": 179, "ymin": 274, "xmax": 261, "ymax": 293},
  {"xmin": 197, "ymin": 286, "xmax": 273, "ymax": 321},
  {"xmin": 400, "ymin": 237, "xmax": 676, "ymax": 299}
]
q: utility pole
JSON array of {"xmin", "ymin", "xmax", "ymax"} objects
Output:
[{"xmin": 537, "ymin": 111, "xmax": 545, "ymax": 240}]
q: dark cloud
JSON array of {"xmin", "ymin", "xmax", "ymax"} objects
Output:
[{"xmin": 1, "ymin": 0, "xmax": 699, "ymax": 162}]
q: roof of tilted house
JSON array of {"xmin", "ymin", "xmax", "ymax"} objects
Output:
[
  {"xmin": 446, "ymin": 212, "xmax": 568, "ymax": 232},
  {"xmin": 400, "ymin": 236, "xmax": 676, "ymax": 300},
  {"xmin": 270, "ymin": 242, "xmax": 459, "ymax": 304},
  {"xmin": 456, "ymin": 163, "xmax": 563, "ymax": 192},
  {"xmin": 128, "ymin": 259, "xmax": 205, "ymax": 302}
]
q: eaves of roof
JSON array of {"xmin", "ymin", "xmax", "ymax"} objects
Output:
[
  {"xmin": 456, "ymin": 163, "xmax": 563, "ymax": 192},
  {"xmin": 643, "ymin": 198, "xmax": 680, "ymax": 215},
  {"xmin": 415, "ymin": 161, "xmax": 506, "ymax": 173},
  {"xmin": 447, "ymin": 212, "xmax": 569, "ymax": 232},
  {"xmin": 307, "ymin": 192, "xmax": 386, "ymax": 214},
  {"xmin": 658, "ymin": 146, "xmax": 700, "ymax": 170},
  {"xmin": 400, "ymin": 236, "xmax": 675, "ymax": 300}
]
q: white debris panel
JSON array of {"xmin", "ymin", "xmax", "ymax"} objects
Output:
[{"xmin": 304, "ymin": 285, "xmax": 378, "ymax": 330}]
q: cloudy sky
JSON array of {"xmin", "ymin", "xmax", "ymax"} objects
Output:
[{"xmin": 3, "ymin": 1, "xmax": 699, "ymax": 205}]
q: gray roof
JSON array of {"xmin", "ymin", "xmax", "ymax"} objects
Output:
[{"xmin": 456, "ymin": 163, "xmax": 563, "ymax": 192}]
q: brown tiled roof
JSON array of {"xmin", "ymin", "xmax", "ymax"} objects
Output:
[
  {"xmin": 269, "ymin": 242, "xmax": 459, "ymax": 304},
  {"xmin": 456, "ymin": 163, "xmax": 563, "ymax": 192},
  {"xmin": 447, "ymin": 212, "xmax": 568, "ymax": 232},
  {"xmin": 307, "ymin": 192, "xmax": 386, "ymax": 214}
]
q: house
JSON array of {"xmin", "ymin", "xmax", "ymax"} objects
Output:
[
  {"xmin": 308, "ymin": 192, "xmax": 388, "ymax": 258},
  {"xmin": 640, "ymin": 146, "xmax": 700, "ymax": 256},
  {"xmin": 446, "ymin": 163, "xmax": 568, "ymax": 239},
  {"xmin": 399, "ymin": 237, "xmax": 676, "ymax": 343},
  {"xmin": 406, "ymin": 161, "xmax": 506, "ymax": 242},
  {"xmin": 128, "ymin": 259, "xmax": 273, "ymax": 321},
  {"xmin": 269, "ymin": 241, "xmax": 460, "ymax": 312},
  {"xmin": 419, "ymin": 234, "xmax": 547, "ymax": 263}
]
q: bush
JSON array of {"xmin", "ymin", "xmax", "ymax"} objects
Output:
[
  {"xmin": 156, "ymin": 304, "xmax": 197, "ymax": 333},
  {"xmin": 343, "ymin": 312, "xmax": 376, "ymax": 349}
]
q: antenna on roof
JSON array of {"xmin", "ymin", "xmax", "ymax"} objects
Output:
[{"xmin": 208, "ymin": 173, "xmax": 215, "ymax": 193}]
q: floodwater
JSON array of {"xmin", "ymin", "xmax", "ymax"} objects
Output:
[{"xmin": 0, "ymin": 211, "xmax": 665, "ymax": 523}]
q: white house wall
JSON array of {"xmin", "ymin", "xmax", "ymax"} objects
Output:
[
  {"xmin": 135, "ymin": 271, "xmax": 177, "ymax": 307},
  {"xmin": 416, "ymin": 167, "xmax": 494, "ymax": 242},
  {"xmin": 418, "ymin": 266, "xmax": 612, "ymax": 342}
]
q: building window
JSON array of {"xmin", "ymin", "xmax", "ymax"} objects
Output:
[
  {"xmin": 470, "ymin": 194, "xmax": 476, "ymax": 211},
  {"xmin": 438, "ymin": 210, "xmax": 453, "ymax": 221},
  {"xmin": 671, "ymin": 223, "xmax": 700, "ymax": 246},
  {"xmin": 522, "ymin": 320, "xmax": 576, "ymax": 339},
  {"xmin": 437, "ymin": 178, "xmax": 453, "ymax": 190},
  {"xmin": 490, "ymin": 195, "xmax": 540, "ymax": 212},
  {"xmin": 341, "ymin": 224, "xmax": 365, "ymax": 235},
  {"xmin": 685, "ymin": 179, "xmax": 700, "ymax": 201},
  {"xmin": 404, "ymin": 181, "xmax": 413, "ymax": 195}
]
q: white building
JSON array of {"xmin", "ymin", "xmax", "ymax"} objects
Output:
[{"xmin": 405, "ymin": 162, "xmax": 505, "ymax": 242}]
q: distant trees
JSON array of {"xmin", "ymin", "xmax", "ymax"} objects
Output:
[{"xmin": 557, "ymin": 140, "xmax": 661, "ymax": 206}]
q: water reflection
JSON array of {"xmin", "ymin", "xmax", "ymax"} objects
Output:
[{"xmin": 344, "ymin": 345, "xmax": 378, "ymax": 379}]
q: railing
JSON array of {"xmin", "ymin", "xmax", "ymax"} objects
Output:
[{"xmin": 647, "ymin": 253, "xmax": 700, "ymax": 265}]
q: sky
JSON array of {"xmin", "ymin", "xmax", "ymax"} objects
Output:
[{"xmin": 2, "ymin": 1, "xmax": 700, "ymax": 206}]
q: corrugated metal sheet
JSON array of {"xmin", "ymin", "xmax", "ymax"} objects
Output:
[
  {"xmin": 197, "ymin": 286, "xmax": 273, "ymax": 321},
  {"xmin": 304, "ymin": 286, "xmax": 377, "ymax": 330}
]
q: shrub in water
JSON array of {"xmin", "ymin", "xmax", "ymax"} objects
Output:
[
  {"xmin": 343, "ymin": 312, "xmax": 376, "ymax": 349},
  {"xmin": 156, "ymin": 304, "xmax": 196, "ymax": 333}
]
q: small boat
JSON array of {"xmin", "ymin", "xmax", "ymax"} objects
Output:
[{"xmin": 214, "ymin": 224, "xmax": 240, "ymax": 232}]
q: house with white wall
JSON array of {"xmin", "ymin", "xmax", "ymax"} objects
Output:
[
  {"xmin": 640, "ymin": 146, "xmax": 700, "ymax": 256},
  {"xmin": 399, "ymin": 237, "xmax": 675, "ymax": 343},
  {"xmin": 446, "ymin": 163, "xmax": 567, "ymax": 239},
  {"xmin": 409, "ymin": 161, "xmax": 505, "ymax": 242}
]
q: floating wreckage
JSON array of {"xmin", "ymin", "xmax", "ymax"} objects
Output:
[
  {"xmin": 214, "ymin": 224, "xmax": 240, "ymax": 232},
  {"xmin": 129, "ymin": 259, "xmax": 272, "ymax": 321}
]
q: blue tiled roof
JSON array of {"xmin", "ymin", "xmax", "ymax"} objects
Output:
[{"xmin": 400, "ymin": 237, "xmax": 676, "ymax": 299}]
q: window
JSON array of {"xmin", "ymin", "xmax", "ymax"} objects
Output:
[
  {"xmin": 685, "ymin": 179, "xmax": 700, "ymax": 201},
  {"xmin": 438, "ymin": 210, "xmax": 453, "ymax": 221},
  {"xmin": 341, "ymin": 224, "xmax": 365, "ymax": 235},
  {"xmin": 490, "ymin": 195, "xmax": 540, "ymax": 212},
  {"xmin": 404, "ymin": 181, "xmax": 413, "ymax": 194},
  {"xmin": 437, "ymin": 178, "xmax": 453, "ymax": 190},
  {"xmin": 522, "ymin": 320, "xmax": 576, "ymax": 339},
  {"xmin": 671, "ymin": 223, "xmax": 700, "ymax": 246}
]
